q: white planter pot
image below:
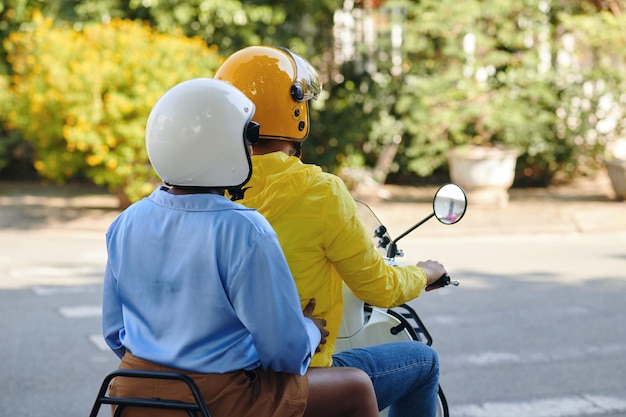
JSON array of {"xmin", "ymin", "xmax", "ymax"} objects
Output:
[
  {"xmin": 447, "ymin": 146, "xmax": 518, "ymax": 207},
  {"xmin": 605, "ymin": 159, "xmax": 626, "ymax": 201}
]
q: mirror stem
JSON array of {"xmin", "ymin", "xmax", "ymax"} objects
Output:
[{"xmin": 387, "ymin": 212, "xmax": 435, "ymax": 258}]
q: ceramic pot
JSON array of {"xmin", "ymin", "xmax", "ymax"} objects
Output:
[
  {"xmin": 605, "ymin": 159, "xmax": 626, "ymax": 201},
  {"xmin": 447, "ymin": 146, "xmax": 518, "ymax": 207}
]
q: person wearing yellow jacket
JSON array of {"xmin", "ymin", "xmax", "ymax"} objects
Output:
[{"xmin": 216, "ymin": 46, "xmax": 448, "ymax": 417}]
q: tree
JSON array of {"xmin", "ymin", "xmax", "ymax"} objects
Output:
[
  {"xmin": 317, "ymin": 0, "xmax": 625, "ymax": 185},
  {"xmin": 2, "ymin": 0, "xmax": 624, "ymax": 190}
]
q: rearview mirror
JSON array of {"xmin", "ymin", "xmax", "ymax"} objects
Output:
[{"xmin": 433, "ymin": 183, "xmax": 467, "ymax": 225}]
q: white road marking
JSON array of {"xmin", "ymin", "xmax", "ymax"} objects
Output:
[
  {"xmin": 455, "ymin": 351, "xmax": 522, "ymax": 366},
  {"xmin": 429, "ymin": 305, "xmax": 592, "ymax": 327},
  {"xmin": 11, "ymin": 266, "xmax": 102, "ymax": 278},
  {"xmin": 6, "ymin": 266, "xmax": 103, "ymax": 289},
  {"xmin": 446, "ymin": 344, "xmax": 626, "ymax": 369},
  {"xmin": 89, "ymin": 334, "xmax": 110, "ymax": 352},
  {"xmin": 58, "ymin": 305, "xmax": 101, "ymax": 318},
  {"xmin": 33, "ymin": 284, "xmax": 99, "ymax": 295},
  {"xmin": 451, "ymin": 394, "xmax": 626, "ymax": 417}
]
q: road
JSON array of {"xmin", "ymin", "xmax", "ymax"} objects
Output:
[
  {"xmin": 401, "ymin": 232, "xmax": 626, "ymax": 417},
  {"xmin": 1, "ymin": 178, "xmax": 625, "ymax": 417},
  {"xmin": 0, "ymin": 229, "xmax": 117, "ymax": 417}
]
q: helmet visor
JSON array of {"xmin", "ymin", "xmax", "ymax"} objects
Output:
[{"xmin": 293, "ymin": 54, "xmax": 322, "ymax": 102}]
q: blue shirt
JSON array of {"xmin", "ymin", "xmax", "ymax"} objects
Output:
[{"xmin": 102, "ymin": 187, "xmax": 320, "ymax": 375}]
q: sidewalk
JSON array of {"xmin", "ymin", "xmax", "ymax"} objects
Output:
[
  {"xmin": 1, "ymin": 172, "xmax": 625, "ymax": 238},
  {"xmin": 368, "ymin": 171, "xmax": 626, "ymax": 238},
  {"xmin": 0, "ymin": 180, "xmax": 119, "ymax": 233}
]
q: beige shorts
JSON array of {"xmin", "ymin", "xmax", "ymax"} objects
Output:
[{"xmin": 108, "ymin": 352, "xmax": 308, "ymax": 417}]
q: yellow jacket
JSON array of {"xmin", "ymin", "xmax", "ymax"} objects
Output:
[{"xmin": 241, "ymin": 152, "xmax": 427, "ymax": 367}]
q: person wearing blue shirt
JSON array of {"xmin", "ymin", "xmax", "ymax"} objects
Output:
[{"xmin": 102, "ymin": 78, "xmax": 378, "ymax": 417}]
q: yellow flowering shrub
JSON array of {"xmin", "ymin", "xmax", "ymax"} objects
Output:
[{"xmin": 4, "ymin": 12, "xmax": 221, "ymax": 206}]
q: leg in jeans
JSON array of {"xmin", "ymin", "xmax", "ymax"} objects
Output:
[{"xmin": 332, "ymin": 340, "xmax": 439, "ymax": 417}]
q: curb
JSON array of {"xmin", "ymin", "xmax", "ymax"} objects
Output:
[{"xmin": 1, "ymin": 177, "xmax": 625, "ymax": 237}]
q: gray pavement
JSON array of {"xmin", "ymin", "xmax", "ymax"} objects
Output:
[{"xmin": 1, "ymin": 175, "xmax": 625, "ymax": 417}]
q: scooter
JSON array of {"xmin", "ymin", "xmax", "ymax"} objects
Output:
[
  {"xmin": 336, "ymin": 183, "xmax": 468, "ymax": 417},
  {"xmin": 89, "ymin": 184, "xmax": 467, "ymax": 417}
]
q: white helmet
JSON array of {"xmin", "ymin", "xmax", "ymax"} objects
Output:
[{"xmin": 146, "ymin": 78, "xmax": 257, "ymax": 189}]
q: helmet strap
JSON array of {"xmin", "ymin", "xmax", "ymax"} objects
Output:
[
  {"xmin": 228, "ymin": 186, "xmax": 250, "ymax": 201},
  {"xmin": 294, "ymin": 142, "xmax": 302, "ymax": 158},
  {"xmin": 167, "ymin": 185, "xmax": 226, "ymax": 196}
]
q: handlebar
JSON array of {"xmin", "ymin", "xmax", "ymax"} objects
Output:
[{"xmin": 426, "ymin": 273, "xmax": 460, "ymax": 290}]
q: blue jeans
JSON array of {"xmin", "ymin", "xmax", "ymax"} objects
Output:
[{"xmin": 332, "ymin": 340, "xmax": 439, "ymax": 417}]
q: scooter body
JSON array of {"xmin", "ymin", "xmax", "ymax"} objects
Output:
[
  {"xmin": 337, "ymin": 286, "xmax": 447, "ymax": 417},
  {"xmin": 337, "ymin": 285, "xmax": 414, "ymax": 351},
  {"xmin": 336, "ymin": 183, "xmax": 468, "ymax": 417}
]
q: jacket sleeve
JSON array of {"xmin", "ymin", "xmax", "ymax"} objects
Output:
[{"xmin": 322, "ymin": 176, "xmax": 427, "ymax": 308}]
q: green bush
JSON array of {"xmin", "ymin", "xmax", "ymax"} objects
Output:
[
  {"xmin": 555, "ymin": 10, "xmax": 626, "ymax": 175},
  {"xmin": 311, "ymin": 0, "xmax": 626, "ymax": 186},
  {"xmin": 3, "ymin": 12, "xmax": 221, "ymax": 206},
  {"xmin": 383, "ymin": 0, "xmax": 561, "ymax": 183}
]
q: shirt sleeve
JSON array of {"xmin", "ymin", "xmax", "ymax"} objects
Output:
[
  {"xmin": 102, "ymin": 245, "xmax": 127, "ymax": 359},
  {"xmin": 228, "ymin": 229, "xmax": 320, "ymax": 375},
  {"xmin": 323, "ymin": 177, "xmax": 427, "ymax": 307}
]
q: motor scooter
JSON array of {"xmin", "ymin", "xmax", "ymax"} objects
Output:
[
  {"xmin": 89, "ymin": 183, "xmax": 466, "ymax": 417},
  {"xmin": 336, "ymin": 183, "xmax": 468, "ymax": 417}
]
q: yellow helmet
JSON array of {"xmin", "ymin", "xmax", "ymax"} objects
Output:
[{"xmin": 215, "ymin": 46, "xmax": 322, "ymax": 143}]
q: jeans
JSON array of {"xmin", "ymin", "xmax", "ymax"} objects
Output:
[{"xmin": 332, "ymin": 340, "xmax": 439, "ymax": 417}]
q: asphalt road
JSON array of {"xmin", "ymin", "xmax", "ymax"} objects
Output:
[
  {"xmin": 0, "ymin": 229, "xmax": 117, "ymax": 417},
  {"xmin": 1, "ymin": 177, "xmax": 625, "ymax": 417},
  {"xmin": 401, "ymin": 232, "xmax": 626, "ymax": 417}
]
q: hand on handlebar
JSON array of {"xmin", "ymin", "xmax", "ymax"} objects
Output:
[
  {"xmin": 303, "ymin": 298, "xmax": 329, "ymax": 352},
  {"xmin": 417, "ymin": 260, "xmax": 448, "ymax": 292}
]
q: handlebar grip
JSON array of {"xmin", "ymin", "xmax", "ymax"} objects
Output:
[{"xmin": 426, "ymin": 273, "xmax": 451, "ymax": 290}]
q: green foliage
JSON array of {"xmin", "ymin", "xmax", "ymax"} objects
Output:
[
  {"xmin": 3, "ymin": 13, "xmax": 221, "ymax": 205},
  {"xmin": 555, "ymin": 9, "xmax": 626, "ymax": 175},
  {"xmin": 381, "ymin": 0, "xmax": 561, "ymax": 181},
  {"xmin": 0, "ymin": 0, "xmax": 340, "ymax": 57},
  {"xmin": 308, "ymin": 62, "xmax": 390, "ymax": 172},
  {"xmin": 1, "ymin": 0, "xmax": 625, "ymax": 191},
  {"xmin": 140, "ymin": 0, "xmax": 340, "ymax": 56},
  {"xmin": 317, "ymin": 0, "xmax": 626, "ymax": 185}
]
